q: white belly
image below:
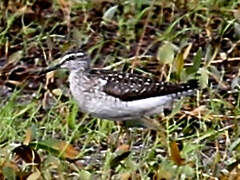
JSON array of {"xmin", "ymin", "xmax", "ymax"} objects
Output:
[
  {"xmin": 68, "ymin": 72, "xmax": 186, "ymax": 121},
  {"xmin": 71, "ymin": 84, "xmax": 174, "ymax": 121}
]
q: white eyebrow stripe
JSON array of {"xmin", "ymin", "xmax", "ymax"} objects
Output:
[
  {"xmin": 60, "ymin": 52, "xmax": 85, "ymax": 63},
  {"xmin": 75, "ymin": 52, "xmax": 85, "ymax": 57}
]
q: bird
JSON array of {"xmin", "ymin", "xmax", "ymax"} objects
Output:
[{"xmin": 40, "ymin": 48, "xmax": 198, "ymax": 130}]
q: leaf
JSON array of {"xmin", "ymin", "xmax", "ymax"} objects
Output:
[
  {"xmin": 183, "ymin": 43, "xmax": 192, "ymax": 60},
  {"xmin": 52, "ymin": 88, "xmax": 63, "ymax": 96},
  {"xmin": 12, "ymin": 145, "xmax": 41, "ymax": 169},
  {"xmin": 174, "ymin": 51, "xmax": 184, "ymax": 81},
  {"xmin": 233, "ymin": 8, "xmax": 240, "ymax": 22},
  {"xmin": 181, "ymin": 165, "xmax": 195, "ymax": 177},
  {"xmin": 234, "ymin": 22, "xmax": 240, "ymax": 38},
  {"xmin": 2, "ymin": 166, "xmax": 17, "ymax": 180},
  {"xmin": 231, "ymin": 76, "xmax": 240, "ymax": 89},
  {"xmin": 78, "ymin": 170, "xmax": 92, "ymax": 180},
  {"xmin": 204, "ymin": 44, "xmax": 213, "ymax": 67},
  {"xmin": 56, "ymin": 141, "xmax": 79, "ymax": 159},
  {"xmin": 8, "ymin": 50, "xmax": 23, "ymax": 63},
  {"xmin": 170, "ymin": 141, "xmax": 184, "ymax": 166},
  {"xmin": 134, "ymin": 0, "xmax": 144, "ymax": 10},
  {"xmin": 199, "ymin": 67, "xmax": 209, "ymax": 89},
  {"xmin": 110, "ymin": 151, "xmax": 131, "ymax": 169},
  {"xmin": 229, "ymin": 138, "xmax": 240, "ymax": 152},
  {"xmin": 67, "ymin": 101, "xmax": 79, "ymax": 129},
  {"xmin": 27, "ymin": 169, "xmax": 41, "ymax": 180},
  {"xmin": 117, "ymin": 144, "xmax": 130, "ymax": 151},
  {"xmin": 103, "ymin": 5, "xmax": 118, "ymax": 22},
  {"xmin": 31, "ymin": 139, "xmax": 79, "ymax": 159},
  {"xmin": 57, "ymin": 0, "xmax": 71, "ymax": 17},
  {"xmin": 186, "ymin": 48, "xmax": 202, "ymax": 75},
  {"xmin": 157, "ymin": 43, "xmax": 175, "ymax": 65},
  {"xmin": 188, "ymin": 105, "xmax": 208, "ymax": 117},
  {"xmin": 227, "ymin": 159, "xmax": 240, "ymax": 172},
  {"xmin": 23, "ymin": 127, "xmax": 33, "ymax": 145}
]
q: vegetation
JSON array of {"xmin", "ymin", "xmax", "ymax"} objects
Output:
[{"xmin": 0, "ymin": 0, "xmax": 240, "ymax": 179}]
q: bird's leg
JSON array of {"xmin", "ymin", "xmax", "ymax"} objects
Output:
[{"xmin": 140, "ymin": 115, "xmax": 165, "ymax": 131}]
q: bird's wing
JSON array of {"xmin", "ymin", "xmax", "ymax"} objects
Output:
[{"xmin": 91, "ymin": 70, "xmax": 198, "ymax": 101}]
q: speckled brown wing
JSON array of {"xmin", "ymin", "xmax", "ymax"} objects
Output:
[{"xmin": 90, "ymin": 70, "xmax": 198, "ymax": 101}]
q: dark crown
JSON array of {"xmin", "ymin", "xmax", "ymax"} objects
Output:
[
  {"xmin": 38, "ymin": 49, "xmax": 89, "ymax": 74},
  {"xmin": 58, "ymin": 49, "xmax": 90, "ymax": 71},
  {"xmin": 59, "ymin": 49, "xmax": 87, "ymax": 64}
]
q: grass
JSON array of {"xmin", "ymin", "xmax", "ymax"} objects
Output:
[{"xmin": 0, "ymin": 0, "xmax": 240, "ymax": 179}]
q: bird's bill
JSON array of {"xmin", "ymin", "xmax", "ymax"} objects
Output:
[
  {"xmin": 39, "ymin": 65, "xmax": 60, "ymax": 74},
  {"xmin": 31, "ymin": 63, "xmax": 61, "ymax": 75}
]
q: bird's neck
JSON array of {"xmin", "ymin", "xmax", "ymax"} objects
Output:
[
  {"xmin": 69, "ymin": 68, "xmax": 90, "ymax": 92},
  {"xmin": 71, "ymin": 66, "xmax": 90, "ymax": 74}
]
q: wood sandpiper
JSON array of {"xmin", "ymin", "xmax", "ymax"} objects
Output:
[{"xmin": 40, "ymin": 48, "xmax": 198, "ymax": 129}]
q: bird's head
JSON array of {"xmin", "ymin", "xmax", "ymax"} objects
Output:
[
  {"xmin": 38, "ymin": 49, "xmax": 90, "ymax": 74},
  {"xmin": 59, "ymin": 49, "xmax": 90, "ymax": 71}
]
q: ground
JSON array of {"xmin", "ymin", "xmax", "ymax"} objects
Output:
[{"xmin": 0, "ymin": 0, "xmax": 240, "ymax": 179}]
